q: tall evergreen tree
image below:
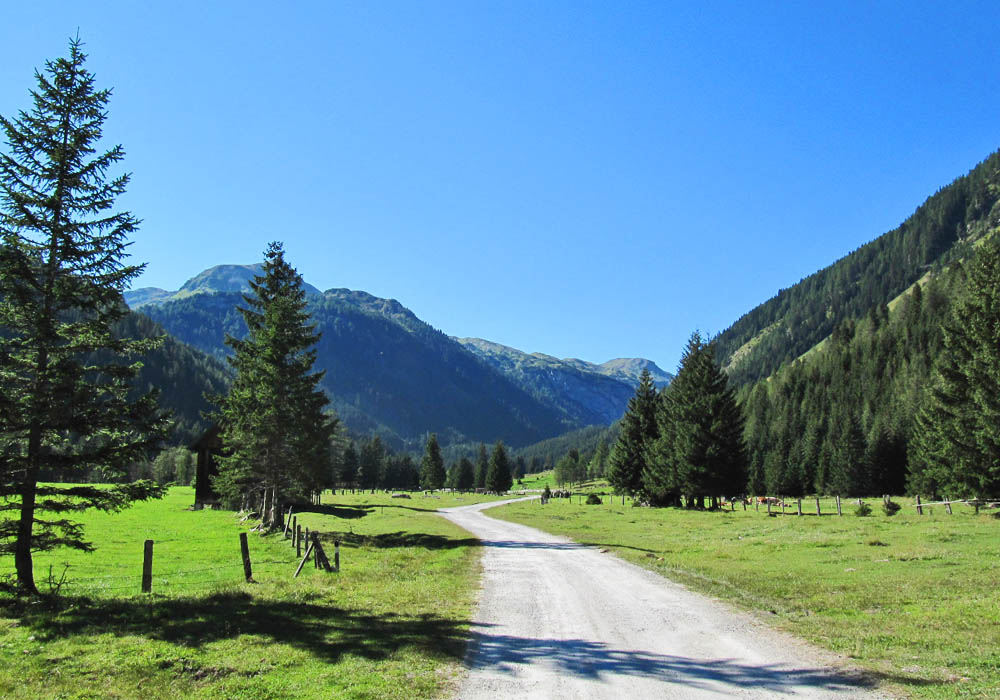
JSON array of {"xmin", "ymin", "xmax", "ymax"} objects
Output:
[
  {"xmin": 474, "ymin": 443, "xmax": 489, "ymax": 490},
  {"xmin": 644, "ymin": 333, "xmax": 745, "ymax": 507},
  {"xmin": 486, "ymin": 440, "xmax": 513, "ymax": 494},
  {"xmin": 608, "ymin": 368, "xmax": 659, "ymax": 497},
  {"xmin": 0, "ymin": 39, "xmax": 167, "ymax": 594},
  {"xmin": 338, "ymin": 441, "xmax": 359, "ymax": 486},
  {"xmin": 909, "ymin": 235, "xmax": 1000, "ymax": 497},
  {"xmin": 212, "ymin": 242, "xmax": 334, "ymax": 526},
  {"xmin": 455, "ymin": 456, "xmax": 475, "ymax": 492},
  {"xmin": 420, "ymin": 433, "xmax": 446, "ymax": 490},
  {"xmin": 357, "ymin": 436, "xmax": 385, "ymax": 490}
]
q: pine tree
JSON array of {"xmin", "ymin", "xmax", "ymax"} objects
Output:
[
  {"xmin": 485, "ymin": 440, "xmax": 513, "ymax": 494},
  {"xmin": 338, "ymin": 442, "xmax": 359, "ymax": 486},
  {"xmin": 474, "ymin": 443, "xmax": 489, "ymax": 490},
  {"xmin": 357, "ymin": 436, "xmax": 384, "ymax": 490},
  {"xmin": 644, "ymin": 333, "xmax": 745, "ymax": 507},
  {"xmin": 420, "ymin": 433, "xmax": 446, "ymax": 490},
  {"xmin": 588, "ymin": 440, "xmax": 609, "ymax": 480},
  {"xmin": 909, "ymin": 235, "xmax": 1000, "ymax": 497},
  {"xmin": 0, "ymin": 39, "xmax": 168, "ymax": 593},
  {"xmin": 608, "ymin": 369, "xmax": 659, "ymax": 497},
  {"xmin": 455, "ymin": 457, "xmax": 475, "ymax": 492},
  {"xmin": 212, "ymin": 242, "xmax": 335, "ymax": 526}
]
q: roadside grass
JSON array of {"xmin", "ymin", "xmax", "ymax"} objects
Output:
[
  {"xmin": 0, "ymin": 486, "xmax": 490, "ymax": 700},
  {"xmin": 491, "ymin": 495, "xmax": 1000, "ymax": 700}
]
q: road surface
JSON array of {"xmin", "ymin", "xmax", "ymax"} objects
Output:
[{"xmin": 441, "ymin": 498, "xmax": 888, "ymax": 700}]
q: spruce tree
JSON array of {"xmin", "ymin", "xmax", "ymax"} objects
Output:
[
  {"xmin": 909, "ymin": 235, "xmax": 1000, "ymax": 497},
  {"xmin": 455, "ymin": 457, "xmax": 475, "ymax": 491},
  {"xmin": 474, "ymin": 443, "xmax": 489, "ymax": 490},
  {"xmin": 608, "ymin": 368, "xmax": 659, "ymax": 497},
  {"xmin": 339, "ymin": 442, "xmax": 359, "ymax": 486},
  {"xmin": 212, "ymin": 242, "xmax": 334, "ymax": 526},
  {"xmin": 485, "ymin": 440, "xmax": 513, "ymax": 494},
  {"xmin": 0, "ymin": 39, "xmax": 167, "ymax": 594},
  {"xmin": 644, "ymin": 333, "xmax": 745, "ymax": 507},
  {"xmin": 420, "ymin": 433, "xmax": 446, "ymax": 490}
]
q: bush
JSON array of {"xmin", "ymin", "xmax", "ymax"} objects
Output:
[
  {"xmin": 855, "ymin": 502, "xmax": 872, "ymax": 517},
  {"xmin": 585, "ymin": 493, "xmax": 602, "ymax": 505},
  {"xmin": 882, "ymin": 500, "xmax": 902, "ymax": 516}
]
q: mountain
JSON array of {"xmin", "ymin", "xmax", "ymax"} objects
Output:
[
  {"xmin": 126, "ymin": 263, "xmax": 321, "ymax": 308},
  {"xmin": 129, "ymin": 268, "xmax": 669, "ymax": 449},
  {"xmin": 455, "ymin": 338, "xmax": 671, "ymax": 426},
  {"xmin": 714, "ymin": 149, "xmax": 1000, "ymax": 386}
]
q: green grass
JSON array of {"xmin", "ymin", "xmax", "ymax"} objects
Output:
[
  {"xmin": 491, "ymin": 495, "xmax": 1000, "ymax": 700},
  {"xmin": 0, "ymin": 487, "xmax": 496, "ymax": 700}
]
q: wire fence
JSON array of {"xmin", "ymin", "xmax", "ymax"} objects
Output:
[{"xmin": 34, "ymin": 510, "xmax": 340, "ymax": 597}]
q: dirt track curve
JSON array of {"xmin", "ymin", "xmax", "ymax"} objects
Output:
[{"xmin": 441, "ymin": 498, "xmax": 888, "ymax": 700}]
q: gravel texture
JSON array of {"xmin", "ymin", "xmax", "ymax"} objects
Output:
[{"xmin": 441, "ymin": 498, "xmax": 890, "ymax": 700}]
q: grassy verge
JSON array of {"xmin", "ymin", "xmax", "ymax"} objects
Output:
[
  {"xmin": 0, "ymin": 487, "xmax": 494, "ymax": 700},
  {"xmin": 491, "ymin": 495, "xmax": 1000, "ymax": 700}
]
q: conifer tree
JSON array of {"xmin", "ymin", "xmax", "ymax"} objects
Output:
[
  {"xmin": 486, "ymin": 440, "xmax": 513, "ymax": 494},
  {"xmin": 588, "ymin": 440, "xmax": 609, "ymax": 480},
  {"xmin": 455, "ymin": 457, "xmax": 475, "ymax": 492},
  {"xmin": 474, "ymin": 443, "xmax": 489, "ymax": 490},
  {"xmin": 644, "ymin": 333, "xmax": 745, "ymax": 507},
  {"xmin": 339, "ymin": 442, "xmax": 359, "ymax": 486},
  {"xmin": 420, "ymin": 433, "xmax": 446, "ymax": 490},
  {"xmin": 608, "ymin": 369, "xmax": 658, "ymax": 497},
  {"xmin": 909, "ymin": 235, "xmax": 1000, "ymax": 497},
  {"xmin": 0, "ymin": 39, "xmax": 167, "ymax": 594},
  {"xmin": 212, "ymin": 242, "xmax": 334, "ymax": 526},
  {"xmin": 357, "ymin": 436, "xmax": 384, "ymax": 490}
]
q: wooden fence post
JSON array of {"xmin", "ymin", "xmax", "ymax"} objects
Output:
[
  {"xmin": 296, "ymin": 524, "xmax": 302, "ymax": 557},
  {"xmin": 916, "ymin": 494, "xmax": 923, "ymax": 515},
  {"xmin": 334, "ymin": 540, "xmax": 340, "ymax": 572},
  {"xmin": 797, "ymin": 499, "xmax": 802, "ymax": 516},
  {"xmin": 945, "ymin": 500, "xmax": 953, "ymax": 515},
  {"xmin": 294, "ymin": 539, "xmax": 315, "ymax": 578},
  {"xmin": 284, "ymin": 508, "xmax": 293, "ymax": 538},
  {"xmin": 240, "ymin": 532, "xmax": 254, "ymax": 583},
  {"xmin": 142, "ymin": 539, "xmax": 154, "ymax": 593},
  {"xmin": 767, "ymin": 499, "xmax": 772, "ymax": 515},
  {"xmin": 836, "ymin": 495, "xmax": 842, "ymax": 516},
  {"xmin": 292, "ymin": 516, "xmax": 298, "ymax": 546},
  {"xmin": 815, "ymin": 497, "xmax": 821, "ymax": 516}
]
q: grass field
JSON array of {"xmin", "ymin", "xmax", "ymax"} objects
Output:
[
  {"xmin": 491, "ymin": 495, "xmax": 1000, "ymax": 700},
  {"xmin": 0, "ymin": 487, "xmax": 502, "ymax": 700}
]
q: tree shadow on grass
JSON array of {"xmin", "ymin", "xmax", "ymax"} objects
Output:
[
  {"xmin": 317, "ymin": 530, "xmax": 481, "ymax": 550},
  {"xmin": 301, "ymin": 504, "xmax": 374, "ymax": 519},
  {"xmin": 1, "ymin": 592, "xmax": 473, "ymax": 665}
]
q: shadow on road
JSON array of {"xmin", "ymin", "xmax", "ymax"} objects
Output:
[{"xmin": 464, "ymin": 630, "xmax": 892, "ymax": 694}]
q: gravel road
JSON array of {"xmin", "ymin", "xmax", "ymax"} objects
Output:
[{"xmin": 441, "ymin": 498, "xmax": 888, "ymax": 700}]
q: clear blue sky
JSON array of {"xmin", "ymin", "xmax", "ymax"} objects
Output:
[{"xmin": 3, "ymin": 1, "xmax": 1000, "ymax": 372}]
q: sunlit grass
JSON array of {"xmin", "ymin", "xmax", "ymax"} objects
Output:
[{"xmin": 0, "ymin": 486, "xmax": 486, "ymax": 699}]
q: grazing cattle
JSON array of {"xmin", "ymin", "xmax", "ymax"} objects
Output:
[{"xmin": 756, "ymin": 496, "xmax": 784, "ymax": 507}]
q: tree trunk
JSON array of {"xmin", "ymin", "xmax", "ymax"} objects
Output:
[{"xmin": 15, "ymin": 424, "xmax": 41, "ymax": 594}]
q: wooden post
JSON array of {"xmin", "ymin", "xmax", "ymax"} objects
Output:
[
  {"xmin": 742, "ymin": 497, "xmax": 746, "ymax": 511},
  {"xmin": 284, "ymin": 508, "xmax": 293, "ymax": 537},
  {"xmin": 836, "ymin": 495, "xmax": 842, "ymax": 516},
  {"xmin": 142, "ymin": 539, "xmax": 153, "ymax": 593},
  {"xmin": 292, "ymin": 516, "xmax": 298, "ymax": 546},
  {"xmin": 767, "ymin": 499, "xmax": 772, "ymax": 515},
  {"xmin": 945, "ymin": 500, "xmax": 953, "ymax": 515},
  {"xmin": 815, "ymin": 497, "xmax": 821, "ymax": 516},
  {"xmin": 755, "ymin": 499, "xmax": 759, "ymax": 512},
  {"xmin": 239, "ymin": 532, "xmax": 254, "ymax": 582},
  {"xmin": 916, "ymin": 494, "xmax": 923, "ymax": 515},
  {"xmin": 296, "ymin": 524, "xmax": 302, "ymax": 557},
  {"xmin": 294, "ymin": 540, "xmax": 315, "ymax": 578},
  {"xmin": 797, "ymin": 499, "xmax": 802, "ymax": 516}
]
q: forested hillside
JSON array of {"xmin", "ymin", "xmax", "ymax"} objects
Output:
[
  {"xmin": 140, "ymin": 288, "xmax": 574, "ymax": 448},
  {"xmin": 716, "ymin": 150, "xmax": 1000, "ymax": 386}
]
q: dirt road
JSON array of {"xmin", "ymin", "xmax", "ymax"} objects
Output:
[{"xmin": 441, "ymin": 498, "xmax": 888, "ymax": 700}]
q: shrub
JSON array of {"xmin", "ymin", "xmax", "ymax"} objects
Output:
[
  {"xmin": 882, "ymin": 500, "xmax": 902, "ymax": 516},
  {"xmin": 855, "ymin": 502, "xmax": 872, "ymax": 517},
  {"xmin": 585, "ymin": 493, "xmax": 602, "ymax": 505}
]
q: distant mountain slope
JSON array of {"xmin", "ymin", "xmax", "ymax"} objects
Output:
[
  {"xmin": 455, "ymin": 338, "xmax": 671, "ymax": 426},
  {"xmin": 139, "ymin": 288, "xmax": 572, "ymax": 448},
  {"xmin": 126, "ymin": 263, "xmax": 320, "ymax": 308},
  {"xmin": 715, "ymin": 149, "xmax": 1000, "ymax": 385},
  {"xmin": 117, "ymin": 312, "xmax": 231, "ymax": 445}
]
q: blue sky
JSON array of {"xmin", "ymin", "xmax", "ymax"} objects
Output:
[{"xmin": 3, "ymin": 1, "xmax": 1000, "ymax": 372}]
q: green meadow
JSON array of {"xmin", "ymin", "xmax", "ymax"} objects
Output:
[
  {"xmin": 492, "ymin": 495, "xmax": 1000, "ymax": 700},
  {"xmin": 0, "ymin": 487, "xmax": 502, "ymax": 700}
]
